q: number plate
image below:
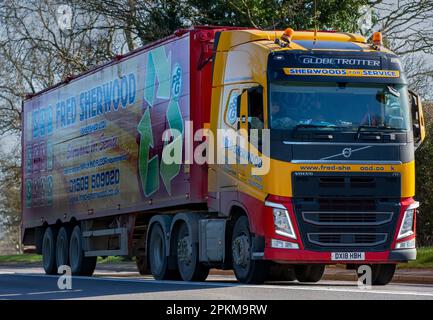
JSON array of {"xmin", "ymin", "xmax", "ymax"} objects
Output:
[{"xmin": 331, "ymin": 252, "xmax": 365, "ymax": 261}]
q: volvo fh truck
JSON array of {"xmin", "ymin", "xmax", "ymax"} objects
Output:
[{"xmin": 22, "ymin": 26, "xmax": 425, "ymax": 285}]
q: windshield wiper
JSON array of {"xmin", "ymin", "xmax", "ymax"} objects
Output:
[
  {"xmin": 293, "ymin": 123, "xmax": 343, "ymax": 130},
  {"xmin": 356, "ymin": 125, "xmax": 402, "ymax": 139},
  {"xmin": 292, "ymin": 123, "xmax": 344, "ymax": 139}
]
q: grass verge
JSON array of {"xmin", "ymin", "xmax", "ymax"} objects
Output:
[
  {"xmin": 398, "ymin": 247, "xmax": 433, "ymax": 269},
  {"xmin": 0, "ymin": 254, "xmax": 129, "ymax": 265},
  {"xmin": 1, "ymin": 248, "xmax": 432, "ymax": 268}
]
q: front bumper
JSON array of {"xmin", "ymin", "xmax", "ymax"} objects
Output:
[{"xmin": 263, "ymin": 247, "xmax": 416, "ymax": 264}]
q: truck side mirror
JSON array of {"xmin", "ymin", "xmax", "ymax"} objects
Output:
[{"xmin": 409, "ymin": 90, "xmax": 425, "ymax": 149}]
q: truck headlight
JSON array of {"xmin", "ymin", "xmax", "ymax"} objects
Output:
[
  {"xmin": 397, "ymin": 202, "xmax": 418, "ymax": 240},
  {"xmin": 265, "ymin": 201, "xmax": 296, "ymax": 239},
  {"xmin": 395, "ymin": 238, "xmax": 416, "ymax": 249}
]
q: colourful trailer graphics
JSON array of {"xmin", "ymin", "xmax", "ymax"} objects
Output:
[{"xmin": 23, "ymin": 34, "xmax": 194, "ymax": 227}]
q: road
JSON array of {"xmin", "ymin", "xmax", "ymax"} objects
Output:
[{"xmin": 0, "ymin": 265, "xmax": 433, "ymax": 300}]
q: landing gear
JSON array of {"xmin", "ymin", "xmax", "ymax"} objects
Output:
[
  {"xmin": 69, "ymin": 225, "xmax": 97, "ymax": 276},
  {"xmin": 176, "ymin": 223, "xmax": 209, "ymax": 281},
  {"xmin": 295, "ymin": 264, "xmax": 325, "ymax": 283},
  {"xmin": 231, "ymin": 216, "xmax": 268, "ymax": 284},
  {"xmin": 42, "ymin": 227, "xmax": 57, "ymax": 275}
]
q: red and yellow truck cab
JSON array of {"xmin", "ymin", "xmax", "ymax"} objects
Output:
[{"xmin": 207, "ymin": 28, "xmax": 424, "ymax": 284}]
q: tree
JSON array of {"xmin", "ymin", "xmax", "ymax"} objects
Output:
[
  {"xmin": 189, "ymin": 0, "xmax": 369, "ymax": 32},
  {"xmin": 75, "ymin": 0, "xmax": 370, "ymax": 46},
  {"xmin": 415, "ymin": 101, "xmax": 433, "ymax": 246},
  {"xmin": 0, "ymin": 0, "xmax": 126, "ymax": 251},
  {"xmin": 369, "ymin": 0, "xmax": 433, "ymax": 99}
]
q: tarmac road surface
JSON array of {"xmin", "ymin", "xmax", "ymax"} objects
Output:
[{"xmin": 0, "ymin": 265, "xmax": 433, "ymax": 300}]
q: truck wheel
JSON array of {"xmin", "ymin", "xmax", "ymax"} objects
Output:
[
  {"xmin": 176, "ymin": 223, "xmax": 209, "ymax": 281},
  {"xmin": 56, "ymin": 226, "xmax": 71, "ymax": 270},
  {"xmin": 267, "ymin": 264, "xmax": 296, "ymax": 281},
  {"xmin": 42, "ymin": 227, "xmax": 57, "ymax": 275},
  {"xmin": 149, "ymin": 223, "xmax": 174, "ymax": 280},
  {"xmin": 231, "ymin": 216, "xmax": 268, "ymax": 284},
  {"xmin": 371, "ymin": 264, "xmax": 396, "ymax": 285},
  {"xmin": 295, "ymin": 264, "xmax": 325, "ymax": 283},
  {"xmin": 69, "ymin": 225, "xmax": 97, "ymax": 276}
]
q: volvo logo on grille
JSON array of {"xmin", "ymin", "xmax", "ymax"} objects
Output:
[{"xmin": 342, "ymin": 148, "xmax": 352, "ymax": 158}]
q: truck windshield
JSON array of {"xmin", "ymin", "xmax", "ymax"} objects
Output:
[{"xmin": 269, "ymin": 82, "xmax": 411, "ymax": 132}]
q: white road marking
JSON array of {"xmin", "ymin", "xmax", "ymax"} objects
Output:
[
  {"xmin": 3, "ymin": 272, "xmax": 433, "ymax": 298},
  {"xmin": 0, "ymin": 294, "xmax": 22, "ymax": 298},
  {"xmin": 26, "ymin": 290, "xmax": 83, "ymax": 295}
]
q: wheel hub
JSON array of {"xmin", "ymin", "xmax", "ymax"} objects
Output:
[
  {"xmin": 177, "ymin": 236, "xmax": 192, "ymax": 264},
  {"xmin": 232, "ymin": 235, "xmax": 250, "ymax": 267}
]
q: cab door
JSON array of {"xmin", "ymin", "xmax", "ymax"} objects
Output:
[{"xmin": 237, "ymin": 86, "xmax": 265, "ymax": 184}]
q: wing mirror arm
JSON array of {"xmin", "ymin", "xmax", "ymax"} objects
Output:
[{"xmin": 409, "ymin": 90, "xmax": 425, "ymax": 149}]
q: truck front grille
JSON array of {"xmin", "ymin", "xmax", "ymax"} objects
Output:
[
  {"xmin": 293, "ymin": 199, "xmax": 399, "ymax": 251},
  {"xmin": 302, "ymin": 211, "xmax": 393, "ymax": 226},
  {"xmin": 292, "ymin": 172, "xmax": 401, "ymax": 252},
  {"xmin": 307, "ymin": 233, "xmax": 388, "ymax": 247}
]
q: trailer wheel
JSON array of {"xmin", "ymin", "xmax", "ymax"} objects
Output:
[
  {"xmin": 295, "ymin": 264, "xmax": 325, "ymax": 283},
  {"xmin": 42, "ymin": 227, "xmax": 57, "ymax": 275},
  {"xmin": 371, "ymin": 264, "xmax": 396, "ymax": 285},
  {"xmin": 231, "ymin": 216, "xmax": 268, "ymax": 284},
  {"xmin": 56, "ymin": 226, "xmax": 71, "ymax": 270},
  {"xmin": 148, "ymin": 223, "xmax": 173, "ymax": 280},
  {"xmin": 176, "ymin": 222, "xmax": 209, "ymax": 281},
  {"xmin": 69, "ymin": 225, "xmax": 97, "ymax": 276}
]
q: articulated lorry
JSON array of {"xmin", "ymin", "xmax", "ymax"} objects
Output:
[{"xmin": 22, "ymin": 26, "xmax": 425, "ymax": 285}]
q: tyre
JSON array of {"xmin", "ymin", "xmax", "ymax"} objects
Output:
[
  {"xmin": 148, "ymin": 223, "xmax": 176, "ymax": 280},
  {"xmin": 56, "ymin": 226, "xmax": 71, "ymax": 270},
  {"xmin": 42, "ymin": 227, "xmax": 57, "ymax": 275},
  {"xmin": 176, "ymin": 222, "xmax": 209, "ymax": 281},
  {"xmin": 267, "ymin": 264, "xmax": 296, "ymax": 281},
  {"xmin": 231, "ymin": 216, "xmax": 268, "ymax": 284},
  {"xmin": 371, "ymin": 264, "xmax": 396, "ymax": 285},
  {"xmin": 295, "ymin": 264, "xmax": 325, "ymax": 283},
  {"xmin": 69, "ymin": 225, "xmax": 97, "ymax": 276}
]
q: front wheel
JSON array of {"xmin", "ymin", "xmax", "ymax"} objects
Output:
[
  {"xmin": 358, "ymin": 264, "xmax": 396, "ymax": 286},
  {"xmin": 267, "ymin": 264, "xmax": 296, "ymax": 281},
  {"xmin": 231, "ymin": 216, "xmax": 268, "ymax": 284},
  {"xmin": 295, "ymin": 264, "xmax": 325, "ymax": 283}
]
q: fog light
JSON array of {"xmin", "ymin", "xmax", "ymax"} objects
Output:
[
  {"xmin": 271, "ymin": 239, "xmax": 299, "ymax": 249},
  {"xmin": 395, "ymin": 238, "xmax": 416, "ymax": 249}
]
